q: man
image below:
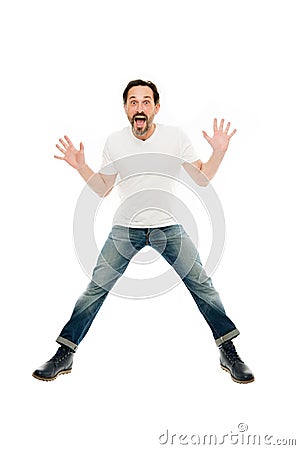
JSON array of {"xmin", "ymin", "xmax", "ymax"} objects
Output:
[{"xmin": 32, "ymin": 80, "xmax": 254, "ymax": 384}]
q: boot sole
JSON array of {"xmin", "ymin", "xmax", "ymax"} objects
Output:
[
  {"xmin": 32, "ymin": 368, "xmax": 72, "ymax": 382},
  {"xmin": 220, "ymin": 364, "xmax": 255, "ymax": 384}
]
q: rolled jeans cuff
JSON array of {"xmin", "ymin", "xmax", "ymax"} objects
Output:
[
  {"xmin": 215, "ymin": 328, "xmax": 240, "ymax": 347},
  {"xmin": 56, "ymin": 336, "xmax": 78, "ymax": 352}
]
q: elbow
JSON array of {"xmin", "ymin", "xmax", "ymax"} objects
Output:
[
  {"xmin": 103, "ymin": 185, "xmax": 114, "ymax": 197},
  {"xmin": 93, "ymin": 186, "xmax": 112, "ymax": 198},
  {"xmin": 197, "ymin": 170, "xmax": 211, "ymax": 187},
  {"xmin": 198, "ymin": 180, "xmax": 210, "ymax": 188}
]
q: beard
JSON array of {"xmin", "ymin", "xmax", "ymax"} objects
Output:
[{"xmin": 130, "ymin": 112, "xmax": 155, "ymax": 137}]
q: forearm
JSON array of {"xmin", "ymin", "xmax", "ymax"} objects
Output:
[
  {"xmin": 77, "ymin": 163, "xmax": 109, "ymax": 196},
  {"xmin": 201, "ymin": 150, "xmax": 226, "ymax": 180}
]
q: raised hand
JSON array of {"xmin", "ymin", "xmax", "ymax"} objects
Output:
[
  {"xmin": 54, "ymin": 135, "xmax": 85, "ymax": 170},
  {"xmin": 202, "ymin": 118, "xmax": 236, "ymax": 153}
]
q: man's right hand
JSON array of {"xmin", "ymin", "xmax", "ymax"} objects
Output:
[{"xmin": 54, "ymin": 135, "xmax": 85, "ymax": 171}]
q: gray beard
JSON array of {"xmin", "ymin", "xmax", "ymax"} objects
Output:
[
  {"xmin": 132, "ymin": 121, "xmax": 150, "ymax": 136},
  {"xmin": 130, "ymin": 113, "xmax": 155, "ymax": 137}
]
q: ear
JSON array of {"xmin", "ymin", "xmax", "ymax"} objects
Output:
[{"xmin": 154, "ymin": 103, "xmax": 160, "ymax": 115}]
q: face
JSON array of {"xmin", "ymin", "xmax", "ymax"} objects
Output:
[{"xmin": 124, "ymin": 85, "xmax": 160, "ymax": 139}]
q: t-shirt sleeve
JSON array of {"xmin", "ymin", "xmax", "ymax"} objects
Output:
[
  {"xmin": 180, "ymin": 128, "xmax": 201, "ymax": 163},
  {"xmin": 98, "ymin": 138, "xmax": 118, "ymax": 175}
]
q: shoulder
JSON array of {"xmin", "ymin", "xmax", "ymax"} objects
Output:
[
  {"xmin": 106, "ymin": 126, "xmax": 131, "ymax": 143},
  {"xmin": 157, "ymin": 124, "xmax": 190, "ymax": 141},
  {"xmin": 157, "ymin": 123, "xmax": 183, "ymax": 135}
]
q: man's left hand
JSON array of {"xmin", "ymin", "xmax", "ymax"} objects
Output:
[{"xmin": 202, "ymin": 118, "xmax": 236, "ymax": 153}]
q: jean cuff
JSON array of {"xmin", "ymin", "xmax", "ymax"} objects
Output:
[
  {"xmin": 56, "ymin": 336, "xmax": 78, "ymax": 352},
  {"xmin": 215, "ymin": 328, "xmax": 240, "ymax": 347}
]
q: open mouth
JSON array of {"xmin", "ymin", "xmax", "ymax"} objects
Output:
[{"xmin": 134, "ymin": 115, "xmax": 147, "ymax": 127}]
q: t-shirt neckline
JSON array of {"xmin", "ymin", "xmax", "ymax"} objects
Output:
[{"xmin": 130, "ymin": 123, "xmax": 159, "ymax": 143}]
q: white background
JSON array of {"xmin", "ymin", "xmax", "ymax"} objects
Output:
[{"xmin": 1, "ymin": 0, "xmax": 299, "ymax": 449}]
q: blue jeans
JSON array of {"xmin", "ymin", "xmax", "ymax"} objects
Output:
[{"xmin": 57, "ymin": 225, "xmax": 239, "ymax": 351}]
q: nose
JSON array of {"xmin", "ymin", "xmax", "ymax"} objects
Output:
[{"xmin": 135, "ymin": 102, "xmax": 144, "ymax": 112}]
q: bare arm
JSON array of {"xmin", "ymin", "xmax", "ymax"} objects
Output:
[
  {"xmin": 183, "ymin": 118, "xmax": 236, "ymax": 185},
  {"xmin": 54, "ymin": 135, "xmax": 117, "ymax": 197}
]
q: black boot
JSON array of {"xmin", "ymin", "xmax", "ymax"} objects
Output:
[
  {"xmin": 32, "ymin": 345, "xmax": 74, "ymax": 382},
  {"xmin": 219, "ymin": 340, "xmax": 254, "ymax": 384}
]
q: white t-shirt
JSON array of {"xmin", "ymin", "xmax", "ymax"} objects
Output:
[{"xmin": 99, "ymin": 123, "xmax": 200, "ymax": 228}]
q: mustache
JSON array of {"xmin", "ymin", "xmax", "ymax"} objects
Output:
[{"xmin": 133, "ymin": 113, "xmax": 148, "ymax": 120}]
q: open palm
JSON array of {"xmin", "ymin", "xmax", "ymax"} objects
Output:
[
  {"xmin": 54, "ymin": 135, "xmax": 85, "ymax": 170},
  {"xmin": 202, "ymin": 118, "xmax": 236, "ymax": 152}
]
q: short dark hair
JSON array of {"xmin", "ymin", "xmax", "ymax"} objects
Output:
[{"xmin": 123, "ymin": 79, "xmax": 160, "ymax": 105}]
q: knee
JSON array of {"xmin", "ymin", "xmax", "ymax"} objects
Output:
[{"xmin": 83, "ymin": 280, "xmax": 105, "ymax": 296}]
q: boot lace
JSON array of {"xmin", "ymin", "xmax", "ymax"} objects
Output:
[
  {"xmin": 51, "ymin": 346, "xmax": 71, "ymax": 365},
  {"xmin": 222, "ymin": 342, "xmax": 244, "ymax": 364}
]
